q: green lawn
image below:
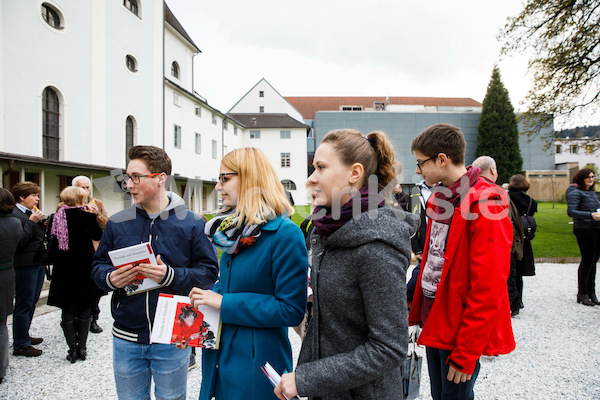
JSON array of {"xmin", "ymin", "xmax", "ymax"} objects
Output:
[{"xmin": 529, "ymin": 202, "xmax": 580, "ymax": 259}]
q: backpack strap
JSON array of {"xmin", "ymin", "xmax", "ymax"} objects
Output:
[{"xmin": 524, "ymin": 197, "xmax": 533, "ymax": 216}]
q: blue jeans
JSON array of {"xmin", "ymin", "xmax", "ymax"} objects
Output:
[
  {"xmin": 12, "ymin": 265, "xmax": 45, "ymax": 349},
  {"xmin": 426, "ymin": 347, "xmax": 480, "ymax": 400},
  {"xmin": 113, "ymin": 337, "xmax": 191, "ymax": 400}
]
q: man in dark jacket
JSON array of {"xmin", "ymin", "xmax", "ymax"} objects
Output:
[
  {"xmin": 11, "ymin": 182, "xmax": 46, "ymax": 357},
  {"xmin": 92, "ymin": 146, "xmax": 218, "ymax": 399}
]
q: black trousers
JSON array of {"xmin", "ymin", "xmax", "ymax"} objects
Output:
[{"xmin": 574, "ymin": 229, "xmax": 600, "ymax": 296}]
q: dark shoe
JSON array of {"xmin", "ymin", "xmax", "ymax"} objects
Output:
[
  {"xmin": 590, "ymin": 294, "xmax": 600, "ymax": 305},
  {"xmin": 188, "ymin": 351, "xmax": 197, "ymax": 371},
  {"xmin": 76, "ymin": 318, "xmax": 91, "ymax": 361},
  {"xmin": 511, "ymin": 309, "xmax": 519, "ymax": 317},
  {"xmin": 30, "ymin": 337, "xmax": 44, "ymax": 345},
  {"xmin": 577, "ymin": 294, "xmax": 595, "ymax": 306},
  {"xmin": 89, "ymin": 319, "xmax": 103, "ymax": 334},
  {"xmin": 13, "ymin": 345, "xmax": 43, "ymax": 357},
  {"xmin": 61, "ymin": 320, "xmax": 78, "ymax": 363}
]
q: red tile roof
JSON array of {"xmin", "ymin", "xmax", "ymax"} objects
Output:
[{"xmin": 285, "ymin": 96, "xmax": 483, "ymax": 119}]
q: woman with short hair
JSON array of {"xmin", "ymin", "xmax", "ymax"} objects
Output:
[
  {"xmin": 47, "ymin": 186, "xmax": 103, "ymax": 362},
  {"xmin": 11, "ymin": 181, "xmax": 46, "ymax": 357},
  {"xmin": 566, "ymin": 168, "xmax": 600, "ymax": 306}
]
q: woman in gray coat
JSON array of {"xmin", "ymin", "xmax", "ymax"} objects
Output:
[{"xmin": 276, "ymin": 129, "xmax": 418, "ymax": 400}]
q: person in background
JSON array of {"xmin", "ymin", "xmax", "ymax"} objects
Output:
[
  {"xmin": 11, "ymin": 181, "xmax": 46, "ymax": 358},
  {"xmin": 72, "ymin": 175, "xmax": 109, "ymax": 334},
  {"xmin": 407, "ymin": 179, "xmax": 434, "ymax": 309},
  {"xmin": 565, "ymin": 168, "xmax": 600, "ymax": 307},
  {"xmin": 473, "ymin": 156, "xmax": 526, "ymax": 317},
  {"xmin": 0, "ymin": 188, "xmax": 23, "ymax": 383},
  {"xmin": 276, "ymin": 129, "xmax": 418, "ymax": 400},
  {"xmin": 47, "ymin": 186, "xmax": 103, "ymax": 363},
  {"xmin": 191, "ymin": 147, "xmax": 308, "ymax": 400},
  {"xmin": 392, "ymin": 183, "xmax": 411, "ymax": 211},
  {"xmin": 409, "ymin": 124, "xmax": 515, "ymax": 400},
  {"xmin": 92, "ymin": 145, "xmax": 219, "ymax": 400},
  {"xmin": 507, "ymin": 174, "xmax": 537, "ymax": 315}
]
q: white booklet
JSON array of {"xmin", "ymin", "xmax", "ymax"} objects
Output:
[
  {"xmin": 108, "ymin": 242, "xmax": 162, "ymax": 296},
  {"xmin": 151, "ymin": 294, "xmax": 221, "ymax": 349},
  {"xmin": 260, "ymin": 362, "xmax": 300, "ymax": 400}
]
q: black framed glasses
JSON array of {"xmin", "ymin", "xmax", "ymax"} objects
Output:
[
  {"xmin": 587, "ymin": 175, "xmax": 596, "ymax": 179},
  {"xmin": 219, "ymin": 172, "xmax": 238, "ymax": 184},
  {"xmin": 123, "ymin": 173, "xmax": 162, "ymax": 184},
  {"xmin": 416, "ymin": 154, "xmax": 438, "ymax": 170}
]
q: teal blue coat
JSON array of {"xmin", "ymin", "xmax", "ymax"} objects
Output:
[{"xmin": 200, "ymin": 215, "xmax": 309, "ymax": 400}]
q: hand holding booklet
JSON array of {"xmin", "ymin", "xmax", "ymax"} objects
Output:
[
  {"xmin": 108, "ymin": 242, "xmax": 163, "ymax": 296},
  {"xmin": 260, "ymin": 362, "xmax": 300, "ymax": 400},
  {"xmin": 151, "ymin": 294, "xmax": 221, "ymax": 349}
]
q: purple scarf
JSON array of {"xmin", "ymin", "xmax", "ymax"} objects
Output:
[
  {"xmin": 51, "ymin": 205, "xmax": 85, "ymax": 251},
  {"xmin": 312, "ymin": 186, "xmax": 385, "ymax": 240}
]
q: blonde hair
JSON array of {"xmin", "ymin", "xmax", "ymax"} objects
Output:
[
  {"xmin": 221, "ymin": 147, "xmax": 294, "ymax": 226},
  {"xmin": 321, "ymin": 129, "xmax": 400, "ymax": 193},
  {"xmin": 60, "ymin": 186, "xmax": 87, "ymax": 207}
]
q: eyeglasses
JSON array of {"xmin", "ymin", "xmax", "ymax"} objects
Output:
[
  {"xmin": 123, "ymin": 173, "xmax": 162, "ymax": 184},
  {"xmin": 416, "ymin": 154, "xmax": 438, "ymax": 170},
  {"xmin": 219, "ymin": 172, "xmax": 238, "ymax": 184},
  {"xmin": 587, "ymin": 175, "xmax": 596, "ymax": 179}
]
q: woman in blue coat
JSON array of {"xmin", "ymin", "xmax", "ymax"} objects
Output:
[{"xmin": 189, "ymin": 147, "xmax": 308, "ymax": 400}]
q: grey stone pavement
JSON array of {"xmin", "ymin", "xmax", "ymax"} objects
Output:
[{"xmin": 2, "ymin": 263, "xmax": 600, "ymax": 399}]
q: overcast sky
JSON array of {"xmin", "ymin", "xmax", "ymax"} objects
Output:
[{"xmin": 165, "ymin": 0, "xmax": 573, "ymax": 126}]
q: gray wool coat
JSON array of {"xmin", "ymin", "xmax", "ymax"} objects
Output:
[{"xmin": 296, "ymin": 206, "xmax": 419, "ymax": 400}]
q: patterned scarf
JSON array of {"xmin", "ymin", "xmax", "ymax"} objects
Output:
[
  {"xmin": 51, "ymin": 205, "xmax": 86, "ymax": 251},
  {"xmin": 312, "ymin": 186, "xmax": 386, "ymax": 240},
  {"xmin": 204, "ymin": 210, "xmax": 267, "ymax": 255}
]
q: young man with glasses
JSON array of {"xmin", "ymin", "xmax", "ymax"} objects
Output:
[
  {"xmin": 408, "ymin": 124, "xmax": 515, "ymax": 400},
  {"xmin": 92, "ymin": 145, "xmax": 219, "ymax": 400}
]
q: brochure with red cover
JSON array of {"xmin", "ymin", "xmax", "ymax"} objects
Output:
[{"xmin": 151, "ymin": 294, "xmax": 221, "ymax": 349}]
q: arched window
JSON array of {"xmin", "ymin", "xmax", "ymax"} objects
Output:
[
  {"xmin": 126, "ymin": 55, "xmax": 137, "ymax": 72},
  {"xmin": 123, "ymin": 0, "xmax": 139, "ymax": 16},
  {"xmin": 171, "ymin": 61, "xmax": 179, "ymax": 79},
  {"xmin": 281, "ymin": 179, "xmax": 296, "ymax": 190},
  {"xmin": 41, "ymin": 3, "xmax": 62, "ymax": 29},
  {"xmin": 125, "ymin": 116, "xmax": 135, "ymax": 165},
  {"xmin": 42, "ymin": 87, "xmax": 60, "ymax": 160}
]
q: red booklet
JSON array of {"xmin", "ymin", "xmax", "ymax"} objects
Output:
[{"xmin": 151, "ymin": 294, "xmax": 221, "ymax": 349}]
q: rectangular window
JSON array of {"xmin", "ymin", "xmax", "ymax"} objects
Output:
[
  {"xmin": 259, "ymin": 91, "xmax": 264, "ymax": 97},
  {"xmin": 308, "ymin": 129, "xmax": 315, "ymax": 138},
  {"xmin": 212, "ymin": 114, "xmax": 217, "ymax": 125},
  {"xmin": 173, "ymin": 92, "xmax": 182, "ymax": 107},
  {"xmin": 571, "ymin": 144, "xmax": 579, "ymax": 154},
  {"xmin": 223, "ymin": 121, "xmax": 228, "ymax": 130},
  {"xmin": 195, "ymin": 105, "xmax": 201, "ymax": 117},
  {"xmin": 173, "ymin": 124, "xmax": 181, "ymax": 148},
  {"xmin": 212, "ymin": 140, "xmax": 217, "ymax": 159},
  {"xmin": 259, "ymin": 106, "xmax": 265, "ymax": 113},
  {"xmin": 587, "ymin": 144, "xmax": 595, "ymax": 154},
  {"xmin": 555, "ymin": 144, "xmax": 562, "ymax": 154},
  {"xmin": 234, "ymin": 126, "xmax": 238, "ymax": 136},
  {"xmin": 250, "ymin": 130, "xmax": 261, "ymax": 139},
  {"xmin": 195, "ymin": 133, "xmax": 201, "ymax": 154},
  {"xmin": 280, "ymin": 130, "xmax": 291, "ymax": 139},
  {"xmin": 281, "ymin": 152, "xmax": 291, "ymax": 168}
]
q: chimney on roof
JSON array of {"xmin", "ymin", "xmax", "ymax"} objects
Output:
[{"xmin": 251, "ymin": 117, "xmax": 257, "ymax": 127}]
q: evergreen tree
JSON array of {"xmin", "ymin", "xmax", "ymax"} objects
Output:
[{"xmin": 476, "ymin": 66, "xmax": 523, "ymax": 184}]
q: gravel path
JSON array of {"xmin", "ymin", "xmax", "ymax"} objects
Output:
[{"xmin": 1, "ymin": 263, "xmax": 599, "ymax": 399}]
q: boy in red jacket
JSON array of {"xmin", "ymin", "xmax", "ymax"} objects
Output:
[{"xmin": 409, "ymin": 123, "xmax": 515, "ymax": 399}]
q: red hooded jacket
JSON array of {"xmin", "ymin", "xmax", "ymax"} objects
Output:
[{"xmin": 408, "ymin": 177, "xmax": 516, "ymax": 374}]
